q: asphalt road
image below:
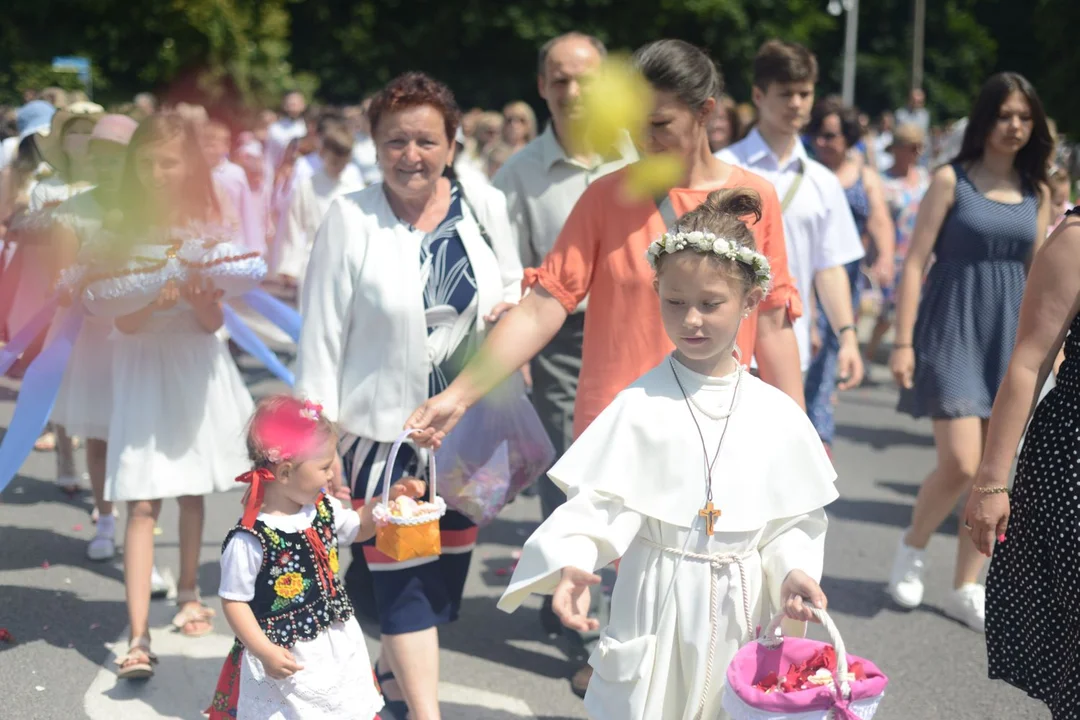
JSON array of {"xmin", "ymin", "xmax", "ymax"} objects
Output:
[{"xmin": 0, "ymin": 355, "xmax": 1052, "ymax": 719}]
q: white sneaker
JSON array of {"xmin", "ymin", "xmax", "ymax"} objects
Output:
[
  {"xmin": 887, "ymin": 534, "xmax": 926, "ymax": 609},
  {"xmin": 945, "ymin": 583, "xmax": 986, "ymax": 632},
  {"xmin": 150, "ymin": 566, "xmax": 171, "ymax": 599},
  {"xmin": 86, "ymin": 514, "xmax": 116, "ymax": 561}
]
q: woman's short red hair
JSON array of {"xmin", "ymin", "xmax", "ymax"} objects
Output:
[{"xmin": 368, "ymin": 72, "xmax": 461, "ymax": 143}]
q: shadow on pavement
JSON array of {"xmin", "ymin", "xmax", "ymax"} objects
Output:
[
  {"xmin": 477, "ymin": 514, "xmax": 540, "ymax": 549},
  {"xmin": 875, "ymin": 479, "xmax": 922, "ymax": 497},
  {"xmin": 835, "ymin": 423, "xmax": 935, "ymax": 450},
  {"xmin": 0, "ymin": 585, "xmax": 126, "ymax": 666},
  {"xmin": 819, "ymin": 575, "xmax": 890, "ymax": 618},
  {"xmin": 439, "ymin": 595, "xmax": 578, "ymax": 682},
  {"xmin": 0, "ymin": 524, "xmax": 124, "ymax": 583},
  {"xmin": 826, "ymin": 495, "xmax": 960, "ymax": 537}
]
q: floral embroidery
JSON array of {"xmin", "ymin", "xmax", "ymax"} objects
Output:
[
  {"xmin": 274, "ymin": 572, "xmax": 306, "ymax": 599},
  {"xmin": 263, "ymin": 527, "xmax": 285, "ymax": 549},
  {"xmin": 220, "ymin": 496, "xmax": 352, "ymax": 649}
]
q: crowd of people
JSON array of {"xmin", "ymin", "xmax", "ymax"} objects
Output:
[{"xmin": 1, "ymin": 28, "xmax": 1078, "ymax": 720}]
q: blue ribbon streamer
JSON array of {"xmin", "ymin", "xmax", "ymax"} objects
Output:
[
  {"xmin": 0, "ymin": 299, "xmax": 59, "ymax": 376},
  {"xmin": 242, "ymin": 289, "xmax": 301, "ymax": 343},
  {"xmin": 0, "ymin": 307, "xmax": 84, "ymax": 494},
  {"xmin": 223, "ymin": 304, "xmax": 294, "ymax": 386}
]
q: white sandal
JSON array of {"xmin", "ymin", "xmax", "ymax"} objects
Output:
[{"xmin": 116, "ymin": 637, "xmax": 158, "ymax": 680}]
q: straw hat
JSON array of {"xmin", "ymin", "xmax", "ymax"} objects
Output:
[{"xmin": 37, "ymin": 100, "xmax": 105, "ymax": 172}]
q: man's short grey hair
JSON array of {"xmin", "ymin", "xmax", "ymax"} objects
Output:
[{"xmin": 538, "ymin": 32, "xmax": 607, "ymax": 77}]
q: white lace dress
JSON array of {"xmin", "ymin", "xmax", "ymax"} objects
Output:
[{"xmin": 80, "ymin": 233, "xmax": 263, "ymax": 501}]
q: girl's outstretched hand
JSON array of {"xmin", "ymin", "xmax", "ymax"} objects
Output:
[{"xmin": 552, "ymin": 567, "xmax": 602, "ymax": 633}]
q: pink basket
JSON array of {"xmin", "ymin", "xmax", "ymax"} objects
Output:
[{"xmin": 722, "ymin": 609, "xmax": 888, "ymax": 720}]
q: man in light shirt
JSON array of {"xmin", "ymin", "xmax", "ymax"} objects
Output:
[
  {"xmin": 276, "ymin": 119, "xmax": 363, "ymax": 292},
  {"xmin": 202, "ymin": 120, "xmax": 266, "ymax": 255},
  {"xmin": 719, "ymin": 39, "xmax": 864, "ymax": 450},
  {"xmin": 265, "ymin": 90, "xmax": 308, "ymax": 174},
  {"xmin": 492, "ymin": 30, "xmax": 632, "ymax": 698},
  {"xmin": 347, "ymin": 96, "xmax": 382, "ymax": 186}
]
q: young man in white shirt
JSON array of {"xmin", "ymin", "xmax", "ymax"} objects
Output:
[
  {"xmin": 202, "ymin": 120, "xmax": 265, "ymax": 255},
  {"xmin": 276, "ymin": 118, "xmax": 363, "ymax": 291},
  {"xmin": 492, "ymin": 30, "xmax": 631, "ymax": 697},
  {"xmin": 265, "ymin": 90, "xmax": 308, "ymax": 173},
  {"xmin": 719, "ymin": 40, "xmax": 865, "ymax": 451}
]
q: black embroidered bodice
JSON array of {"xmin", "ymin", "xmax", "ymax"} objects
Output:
[{"xmin": 222, "ymin": 495, "xmax": 353, "ymax": 648}]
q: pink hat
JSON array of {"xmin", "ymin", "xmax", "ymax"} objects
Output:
[{"xmin": 91, "ymin": 114, "xmax": 139, "ymax": 146}]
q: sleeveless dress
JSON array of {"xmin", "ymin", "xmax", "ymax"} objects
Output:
[
  {"xmin": 898, "ymin": 163, "xmax": 1037, "ymax": 419},
  {"xmin": 338, "ymin": 182, "xmax": 480, "ymax": 634},
  {"xmin": 986, "ymin": 238, "xmax": 1080, "ymax": 717},
  {"xmin": 79, "ymin": 235, "xmax": 261, "ymax": 501}
]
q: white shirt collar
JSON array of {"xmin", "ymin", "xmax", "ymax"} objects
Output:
[{"xmin": 743, "ymin": 128, "xmax": 807, "ymax": 172}]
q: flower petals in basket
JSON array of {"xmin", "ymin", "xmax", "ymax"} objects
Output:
[
  {"xmin": 371, "ymin": 431, "xmax": 447, "ymax": 562},
  {"xmin": 722, "ymin": 609, "xmax": 888, "ymax": 720}
]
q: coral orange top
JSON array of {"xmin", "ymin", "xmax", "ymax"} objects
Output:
[{"xmin": 525, "ymin": 165, "xmax": 802, "ymax": 438}]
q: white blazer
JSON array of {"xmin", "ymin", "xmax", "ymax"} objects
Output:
[{"xmin": 295, "ymin": 178, "xmax": 523, "ymax": 442}]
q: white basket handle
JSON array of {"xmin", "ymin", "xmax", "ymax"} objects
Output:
[
  {"xmin": 761, "ymin": 607, "xmax": 852, "ymax": 699},
  {"xmin": 380, "ymin": 429, "xmax": 437, "ymax": 506}
]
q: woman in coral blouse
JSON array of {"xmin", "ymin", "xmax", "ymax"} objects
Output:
[{"xmin": 409, "ymin": 39, "xmax": 804, "ymax": 445}]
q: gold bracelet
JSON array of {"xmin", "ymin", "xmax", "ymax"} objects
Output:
[{"xmin": 973, "ymin": 486, "xmax": 1010, "ymax": 495}]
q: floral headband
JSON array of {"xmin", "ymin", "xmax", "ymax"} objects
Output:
[
  {"xmin": 646, "ymin": 230, "xmax": 772, "ymax": 293},
  {"xmin": 252, "ymin": 398, "xmax": 325, "ymax": 464}
]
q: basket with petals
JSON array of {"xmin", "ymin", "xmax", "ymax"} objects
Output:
[
  {"xmin": 722, "ymin": 608, "xmax": 888, "ymax": 720},
  {"xmin": 371, "ymin": 430, "xmax": 447, "ymax": 562}
]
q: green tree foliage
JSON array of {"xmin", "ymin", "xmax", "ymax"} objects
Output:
[
  {"xmin": 0, "ymin": 0, "xmax": 306, "ymax": 117},
  {"xmin": 2, "ymin": 0, "xmax": 1066, "ymax": 133}
]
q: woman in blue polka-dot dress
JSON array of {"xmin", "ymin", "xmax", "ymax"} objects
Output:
[
  {"xmin": 885, "ymin": 73, "xmax": 1053, "ymax": 632},
  {"xmin": 964, "ymin": 206, "xmax": 1080, "ymax": 718}
]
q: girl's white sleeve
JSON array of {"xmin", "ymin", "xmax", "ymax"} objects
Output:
[
  {"xmin": 497, "ymin": 486, "xmax": 642, "ymax": 613},
  {"xmin": 218, "ymin": 533, "xmax": 264, "ymax": 602},
  {"xmin": 758, "ymin": 508, "xmax": 829, "ymax": 636},
  {"xmin": 327, "ymin": 495, "xmax": 362, "ymax": 545}
]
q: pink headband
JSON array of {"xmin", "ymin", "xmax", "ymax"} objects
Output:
[
  {"xmin": 250, "ymin": 398, "xmax": 325, "ymax": 464},
  {"xmin": 91, "ymin": 114, "xmax": 139, "ymax": 146}
]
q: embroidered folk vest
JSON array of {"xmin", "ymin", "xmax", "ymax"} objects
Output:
[{"xmin": 222, "ymin": 495, "xmax": 353, "ymax": 648}]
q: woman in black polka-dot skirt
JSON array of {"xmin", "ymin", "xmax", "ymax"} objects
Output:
[
  {"xmin": 887, "ymin": 73, "xmax": 1053, "ymax": 632},
  {"xmin": 965, "ymin": 207, "xmax": 1080, "ymax": 718}
]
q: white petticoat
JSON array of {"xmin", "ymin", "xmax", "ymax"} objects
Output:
[
  {"xmin": 238, "ymin": 617, "xmax": 383, "ymax": 720},
  {"xmin": 105, "ymin": 308, "xmax": 254, "ymax": 502},
  {"xmin": 51, "ymin": 314, "xmax": 113, "ymax": 440}
]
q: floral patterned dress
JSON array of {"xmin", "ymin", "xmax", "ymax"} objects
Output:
[{"xmin": 339, "ymin": 182, "xmax": 481, "ymax": 634}]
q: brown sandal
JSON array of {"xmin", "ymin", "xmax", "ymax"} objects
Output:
[{"xmin": 116, "ymin": 637, "xmax": 158, "ymax": 680}]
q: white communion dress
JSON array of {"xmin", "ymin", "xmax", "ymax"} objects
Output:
[
  {"xmin": 78, "ymin": 229, "xmax": 263, "ymax": 501},
  {"xmin": 499, "ymin": 357, "xmax": 840, "ymax": 720}
]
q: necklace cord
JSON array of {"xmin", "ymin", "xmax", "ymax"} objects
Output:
[{"xmin": 668, "ymin": 357, "xmax": 741, "ymax": 506}]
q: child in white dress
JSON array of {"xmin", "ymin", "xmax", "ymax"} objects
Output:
[
  {"xmin": 498, "ymin": 189, "xmax": 840, "ymax": 719},
  {"xmin": 209, "ymin": 395, "xmax": 420, "ymax": 719},
  {"xmin": 78, "ymin": 112, "xmax": 262, "ymax": 678}
]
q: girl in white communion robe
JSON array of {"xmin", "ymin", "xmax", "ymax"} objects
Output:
[{"xmin": 497, "ymin": 189, "xmax": 840, "ymax": 720}]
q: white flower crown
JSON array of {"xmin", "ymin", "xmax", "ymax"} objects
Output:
[{"xmin": 646, "ymin": 230, "xmax": 772, "ymax": 293}]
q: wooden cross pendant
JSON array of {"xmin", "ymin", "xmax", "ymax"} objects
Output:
[{"xmin": 699, "ymin": 501, "xmax": 722, "ymax": 536}]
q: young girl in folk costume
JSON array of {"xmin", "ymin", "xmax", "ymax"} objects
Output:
[
  {"xmin": 76, "ymin": 112, "xmax": 262, "ymax": 678},
  {"xmin": 209, "ymin": 395, "xmax": 420, "ymax": 719},
  {"xmin": 499, "ymin": 189, "xmax": 839, "ymax": 719}
]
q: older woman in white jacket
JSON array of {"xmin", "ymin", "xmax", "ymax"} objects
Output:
[{"xmin": 295, "ymin": 73, "xmax": 522, "ymax": 720}]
